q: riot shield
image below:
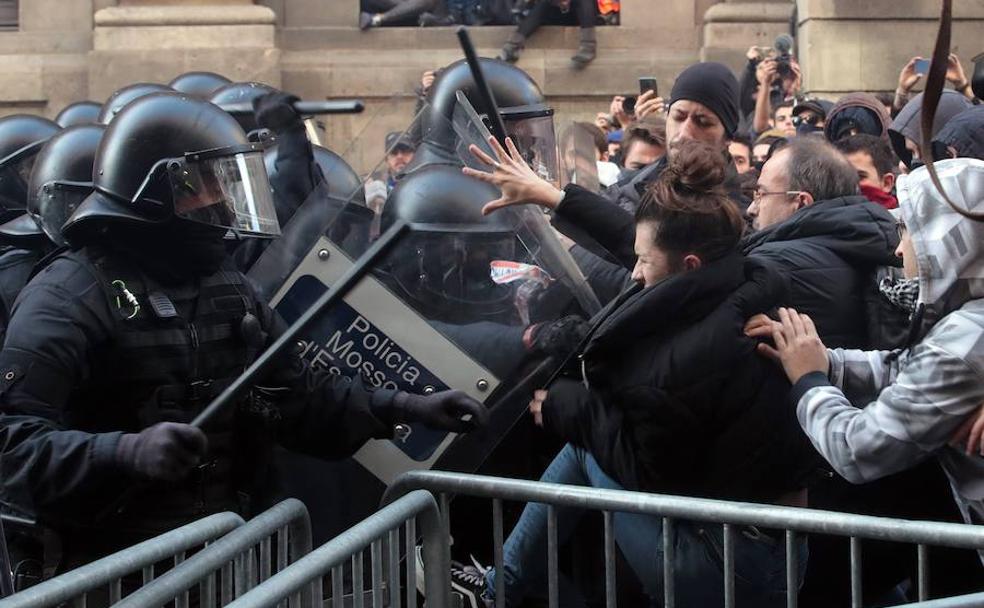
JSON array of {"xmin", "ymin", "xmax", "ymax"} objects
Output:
[
  {"xmin": 558, "ymin": 120, "xmax": 602, "ymax": 193},
  {"xmin": 249, "ymin": 94, "xmax": 600, "ymax": 540}
]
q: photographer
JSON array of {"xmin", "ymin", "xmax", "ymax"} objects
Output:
[
  {"xmin": 753, "ymin": 51, "xmax": 802, "ymax": 136},
  {"xmin": 893, "ymin": 53, "xmax": 976, "ymax": 115}
]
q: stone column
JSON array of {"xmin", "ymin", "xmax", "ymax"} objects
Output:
[
  {"xmin": 89, "ymin": 0, "xmax": 280, "ymax": 100},
  {"xmin": 797, "ymin": 0, "xmax": 984, "ymax": 97},
  {"xmin": 701, "ymin": 0, "xmax": 794, "ymax": 72}
]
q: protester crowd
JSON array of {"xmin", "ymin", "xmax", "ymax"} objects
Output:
[{"xmin": 0, "ymin": 18, "xmax": 982, "ymax": 608}]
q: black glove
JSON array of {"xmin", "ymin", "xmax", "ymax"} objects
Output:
[
  {"xmin": 525, "ymin": 315, "xmax": 590, "ymax": 358},
  {"xmin": 394, "ymin": 390, "xmax": 489, "ymax": 433},
  {"xmin": 115, "ymin": 422, "xmax": 209, "ymax": 481},
  {"xmin": 252, "ymin": 92, "xmax": 302, "ymax": 134}
]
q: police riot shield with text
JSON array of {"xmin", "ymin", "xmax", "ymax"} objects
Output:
[{"xmin": 249, "ymin": 94, "xmax": 600, "ymax": 538}]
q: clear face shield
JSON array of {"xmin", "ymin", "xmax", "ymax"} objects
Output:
[
  {"xmin": 133, "ymin": 144, "xmax": 280, "ymax": 238},
  {"xmin": 31, "ymin": 181, "xmax": 92, "ymax": 247},
  {"xmin": 501, "ymin": 104, "xmax": 559, "ymax": 184},
  {"xmin": 0, "ymin": 140, "xmax": 47, "ymax": 215}
]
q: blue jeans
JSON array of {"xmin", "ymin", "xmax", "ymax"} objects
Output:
[{"xmin": 485, "ymin": 444, "xmax": 807, "ymax": 607}]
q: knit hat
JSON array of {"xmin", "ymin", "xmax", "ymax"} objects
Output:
[{"xmin": 669, "ymin": 62, "xmax": 740, "ymax": 138}]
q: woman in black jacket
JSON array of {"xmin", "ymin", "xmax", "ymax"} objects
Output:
[{"xmin": 447, "ymin": 139, "xmax": 818, "ymax": 608}]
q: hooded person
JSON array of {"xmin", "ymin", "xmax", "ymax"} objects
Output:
[
  {"xmin": 931, "ymin": 105, "xmax": 984, "ymax": 162},
  {"xmin": 823, "ymin": 93, "xmax": 892, "ymax": 143},
  {"xmin": 762, "ymin": 158, "xmax": 984, "ymax": 561},
  {"xmin": 889, "ymin": 90, "xmax": 973, "ymax": 171}
]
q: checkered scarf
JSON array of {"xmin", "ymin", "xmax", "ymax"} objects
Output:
[{"xmin": 879, "ymin": 276, "xmax": 920, "ymax": 315}]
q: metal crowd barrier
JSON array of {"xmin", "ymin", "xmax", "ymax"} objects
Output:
[
  {"xmin": 113, "ymin": 498, "xmax": 314, "ymax": 608},
  {"xmin": 384, "ymin": 470, "xmax": 984, "ymax": 608},
  {"xmin": 0, "ymin": 511, "xmax": 245, "ymax": 608},
  {"xmin": 894, "ymin": 592, "xmax": 984, "ymax": 607},
  {"xmin": 225, "ymin": 490, "xmax": 450, "ymax": 608}
]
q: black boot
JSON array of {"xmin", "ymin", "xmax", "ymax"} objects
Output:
[
  {"xmin": 571, "ymin": 27, "xmax": 597, "ymax": 68},
  {"xmin": 498, "ymin": 31, "xmax": 526, "ymax": 63}
]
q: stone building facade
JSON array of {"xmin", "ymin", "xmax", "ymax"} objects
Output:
[{"xmin": 1, "ymin": 0, "xmax": 979, "ymax": 172}]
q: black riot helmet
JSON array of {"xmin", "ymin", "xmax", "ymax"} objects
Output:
[
  {"xmin": 0, "ymin": 114, "xmax": 61, "ymax": 221},
  {"xmin": 263, "ymin": 143, "xmax": 364, "ymax": 207},
  {"xmin": 168, "ymin": 71, "xmax": 232, "ymax": 100},
  {"xmin": 208, "ymin": 81, "xmax": 278, "ymax": 134},
  {"xmin": 16, "ymin": 124, "xmax": 106, "ymax": 247},
  {"xmin": 412, "ymin": 58, "xmax": 549, "ymax": 170},
  {"xmin": 380, "ymin": 164, "xmax": 523, "ymax": 323},
  {"xmin": 98, "ymin": 82, "xmax": 174, "ymax": 125},
  {"xmin": 55, "ymin": 101, "xmax": 103, "ymax": 128},
  {"xmin": 63, "ymin": 93, "xmax": 280, "ymax": 243}
]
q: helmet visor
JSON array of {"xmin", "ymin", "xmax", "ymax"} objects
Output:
[
  {"xmin": 0, "ymin": 140, "xmax": 47, "ymax": 213},
  {"xmin": 501, "ymin": 107, "xmax": 558, "ymax": 184},
  {"xmin": 167, "ymin": 147, "xmax": 280, "ymax": 238},
  {"xmin": 33, "ymin": 181, "xmax": 91, "ymax": 247}
]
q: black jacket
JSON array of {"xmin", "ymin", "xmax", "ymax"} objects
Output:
[
  {"xmin": 0, "ymin": 249, "xmax": 397, "ymax": 541},
  {"xmin": 553, "ymin": 188, "xmax": 898, "ymax": 348},
  {"xmin": 738, "ymin": 195, "xmax": 899, "ymax": 348},
  {"xmin": 542, "ymin": 254, "xmax": 817, "ymax": 502}
]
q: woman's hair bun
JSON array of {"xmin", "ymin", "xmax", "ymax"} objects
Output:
[{"xmin": 662, "ymin": 140, "xmax": 728, "ymax": 196}]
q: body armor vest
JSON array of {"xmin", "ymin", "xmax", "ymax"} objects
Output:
[{"xmin": 62, "ymin": 247, "xmax": 266, "ymax": 535}]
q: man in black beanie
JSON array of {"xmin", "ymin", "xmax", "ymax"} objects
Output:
[{"xmin": 603, "ymin": 61, "xmax": 743, "ymax": 213}]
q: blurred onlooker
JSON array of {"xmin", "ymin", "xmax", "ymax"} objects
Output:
[
  {"xmin": 933, "ymin": 105, "xmax": 984, "ymax": 161},
  {"xmin": 791, "ymin": 99, "xmax": 832, "ymax": 137},
  {"xmin": 729, "ymin": 134, "xmax": 753, "ymax": 175},
  {"xmin": 594, "ymin": 112, "xmax": 616, "ymax": 133},
  {"xmin": 752, "ymin": 129, "xmax": 787, "ymax": 172},
  {"xmin": 835, "ymin": 134, "xmax": 898, "ymax": 209},
  {"xmin": 608, "ymin": 91, "xmax": 665, "ymax": 133},
  {"xmin": 364, "ymin": 131, "xmax": 416, "ymax": 218},
  {"xmin": 874, "ymin": 92, "xmax": 896, "ymax": 119},
  {"xmin": 893, "ymin": 53, "xmax": 976, "ymax": 115},
  {"xmin": 823, "ymin": 93, "xmax": 891, "ymax": 143},
  {"xmin": 606, "ymin": 130, "xmax": 623, "ymax": 164},
  {"xmin": 888, "ymin": 90, "xmax": 973, "ymax": 173},
  {"xmin": 752, "ymin": 52, "xmax": 802, "ymax": 135},
  {"xmin": 772, "ymin": 100, "xmax": 795, "ymax": 137},
  {"xmin": 582, "ymin": 122, "xmax": 621, "ymax": 187},
  {"xmin": 360, "ymin": 0, "xmax": 437, "ymax": 28},
  {"xmin": 619, "ymin": 117, "xmax": 665, "ymax": 173},
  {"xmin": 499, "ymin": 0, "xmax": 598, "ymax": 68}
]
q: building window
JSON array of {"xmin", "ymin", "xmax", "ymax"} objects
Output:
[{"xmin": 0, "ymin": 0, "xmax": 16, "ymax": 30}]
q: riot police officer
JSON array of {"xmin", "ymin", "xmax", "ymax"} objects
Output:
[
  {"xmin": 0, "ymin": 114, "xmax": 62, "ymax": 337},
  {"xmin": 168, "ymin": 71, "xmax": 232, "ymax": 100},
  {"xmin": 0, "ymin": 92, "xmax": 486, "ymax": 571}
]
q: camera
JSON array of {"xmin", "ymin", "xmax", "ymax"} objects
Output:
[{"xmin": 773, "ymin": 34, "xmax": 795, "ymax": 79}]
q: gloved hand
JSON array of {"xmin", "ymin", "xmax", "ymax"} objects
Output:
[
  {"xmin": 524, "ymin": 315, "xmax": 590, "ymax": 358},
  {"xmin": 394, "ymin": 390, "xmax": 489, "ymax": 433},
  {"xmin": 252, "ymin": 92, "xmax": 302, "ymax": 134},
  {"xmin": 115, "ymin": 422, "xmax": 209, "ymax": 481}
]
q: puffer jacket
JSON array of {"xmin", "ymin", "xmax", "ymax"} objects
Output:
[
  {"xmin": 791, "ymin": 159, "xmax": 984, "ymax": 544},
  {"xmin": 739, "ymin": 195, "xmax": 899, "ymax": 348},
  {"xmin": 542, "ymin": 253, "xmax": 818, "ymax": 502}
]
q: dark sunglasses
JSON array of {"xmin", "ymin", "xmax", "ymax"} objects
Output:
[{"xmin": 792, "ymin": 114, "xmax": 821, "ymax": 127}]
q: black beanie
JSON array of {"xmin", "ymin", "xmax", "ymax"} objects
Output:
[{"xmin": 669, "ymin": 62, "xmax": 741, "ymax": 138}]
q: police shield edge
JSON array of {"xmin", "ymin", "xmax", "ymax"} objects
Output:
[{"xmin": 255, "ymin": 96, "xmax": 600, "ymax": 495}]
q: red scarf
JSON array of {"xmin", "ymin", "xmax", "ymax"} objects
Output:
[{"xmin": 860, "ymin": 184, "xmax": 898, "ymax": 210}]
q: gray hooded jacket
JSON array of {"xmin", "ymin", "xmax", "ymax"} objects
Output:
[{"xmin": 790, "ymin": 159, "xmax": 984, "ymax": 545}]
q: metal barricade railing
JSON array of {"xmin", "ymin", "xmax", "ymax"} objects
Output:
[
  {"xmin": 0, "ymin": 511, "xmax": 245, "ymax": 608},
  {"xmin": 385, "ymin": 470, "xmax": 984, "ymax": 608},
  {"xmin": 113, "ymin": 498, "xmax": 315, "ymax": 608},
  {"xmin": 224, "ymin": 490, "xmax": 450, "ymax": 608},
  {"xmin": 893, "ymin": 591, "xmax": 984, "ymax": 607}
]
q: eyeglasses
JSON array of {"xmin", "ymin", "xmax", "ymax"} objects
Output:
[{"xmin": 753, "ymin": 190, "xmax": 801, "ymax": 202}]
